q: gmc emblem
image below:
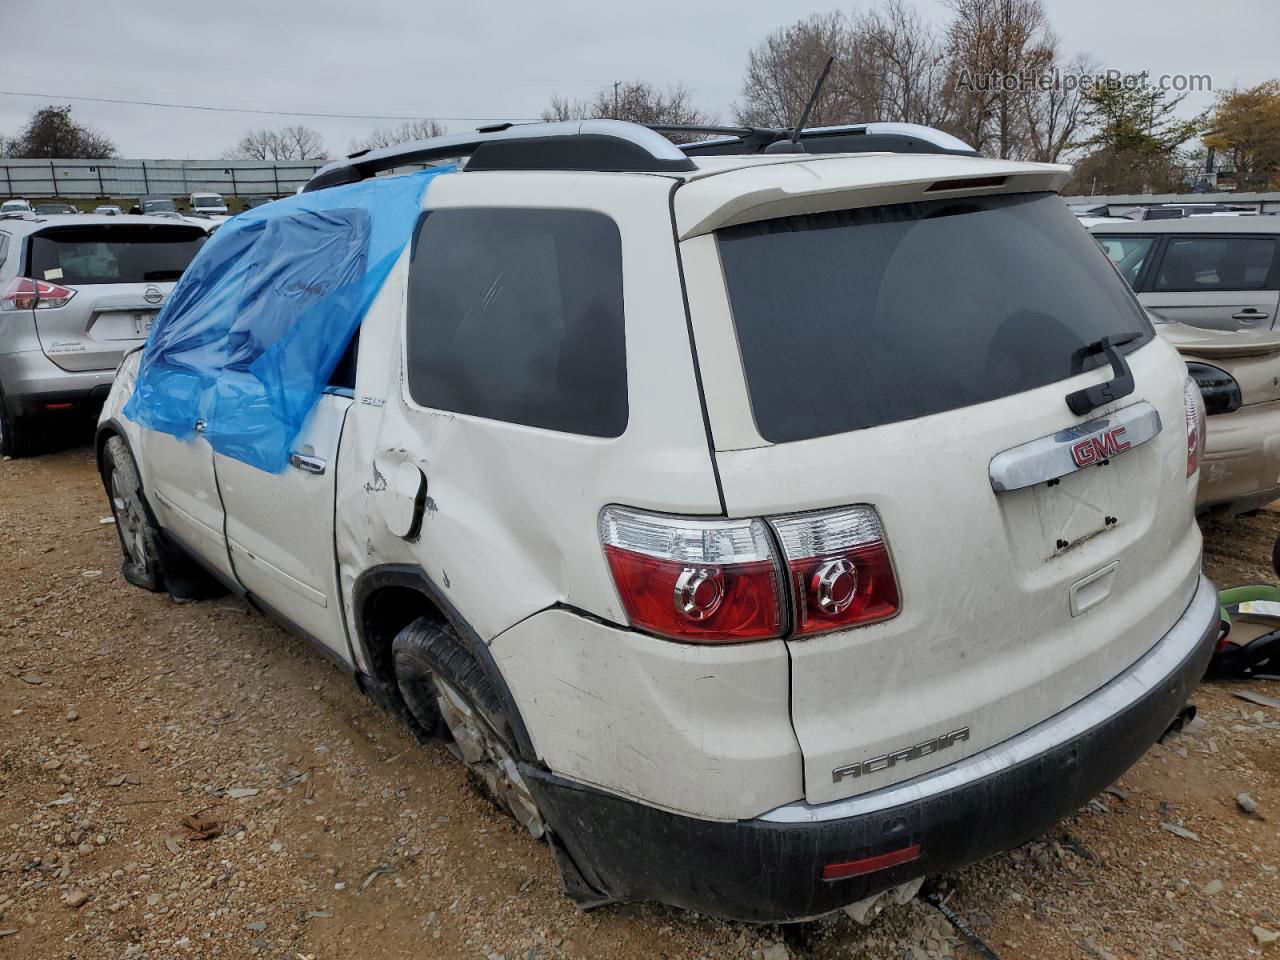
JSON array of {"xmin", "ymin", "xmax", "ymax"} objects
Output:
[{"xmin": 1070, "ymin": 425, "xmax": 1130, "ymax": 468}]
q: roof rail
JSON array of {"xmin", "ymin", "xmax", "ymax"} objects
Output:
[
  {"xmin": 655, "ymin": 122, "xmax": 977, "ymax": 158},
  {"xmin": 301, "ymin": 119, "xmax": 978, "ymax": 192},
  {"xmin": 303, "ymin": 119, "xmax": 695, "ymax": 192}
]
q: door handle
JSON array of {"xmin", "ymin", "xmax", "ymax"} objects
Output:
[
  {"xmin": 1232, "ymin": 309, "xmax": 1269, "ymax": 321},
  {"xmin": 289, "ymin": 452, "xmax": 327, "ymax": 475}
]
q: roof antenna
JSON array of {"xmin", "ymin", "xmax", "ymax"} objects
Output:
[{"xmin": 766, "ymin": 55, "xmax": 835, "ymax": 154}]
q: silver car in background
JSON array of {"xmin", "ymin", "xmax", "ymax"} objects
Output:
[
  {"xmin": 0, "ymin": 214, "xmax": 206, "ymax": 456},
  {"xmin": 1088, "ymin": 217, "xmax": 1280, "ymax": 332}
]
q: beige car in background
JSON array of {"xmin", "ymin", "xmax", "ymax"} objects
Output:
[
  {"xmin": 1084, "ymin": 218, "xmax": 1280, "ymax": 515},
  {"xmin": 1157, "ymin": 321, "xmax": 1280, "ymax": 514}
]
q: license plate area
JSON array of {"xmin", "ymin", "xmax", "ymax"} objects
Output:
[{"xmin": 89, "ymin": 310, "xmax": 157, "ymax": 341}]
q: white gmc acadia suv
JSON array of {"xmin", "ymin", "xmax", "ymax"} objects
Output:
[{"xmin": 95, "ymin": 120, "xmax": 1220, "ymax": 922}]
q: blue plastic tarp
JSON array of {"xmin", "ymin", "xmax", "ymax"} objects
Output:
[{"xmin": 124, "ymin": 166, "xmax": 453, "ymax": 473}]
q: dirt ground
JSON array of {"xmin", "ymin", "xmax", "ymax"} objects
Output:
[{"xmin": 3, "ymin": 433, "xmax": 1279, "ymax": 960}]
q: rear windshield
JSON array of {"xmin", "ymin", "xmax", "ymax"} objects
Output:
[
  {"xmin": 28, "ymin": 225, "xmax": 206, "ymax": 285},
  {"xmin": 717, "ymin": 191, "xmax": 1152, "ymax": 443},
  {"xmin": 192, "ymin": 196, "xmax": 221, "ymax": 208},
  {"xmin": 143, "ymin": 199, "xmax": 177, "ymax": 213}
]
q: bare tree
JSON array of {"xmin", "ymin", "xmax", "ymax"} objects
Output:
[
  {"xmin": 735, "ymin": 13, "xmax": 857, "ymax": 128},
  {"xmin": 1020, "ymin": 48, "xmax": 1094, "ymax": 162},
  {"xmin": 350, "ymin": 119, "xmax": 447, "ymax": 153},
  {"xmin": 223, "ymin": 126, "xmax": 327, "ymax": 161},
  {"xmin": 854, "ymin": 0, "xmax": 952, "ymax": 127},
  {"xmin": 943, "ymin": 0, "xmax": 1055, "ymax": 158},
  {"xmin": 542, "ymin": 81, "xmax": 714, "ymax": 139}
]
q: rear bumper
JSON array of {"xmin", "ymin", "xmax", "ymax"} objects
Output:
[
  {"xmin": 0, "ymin": 350, "xmax": 114, "ymax": 415},
  {"xmin": 1199, "ymin": 400, "xmax": 1280, "ymax": 514},
  {"xmin": 528, "ymin": 574, "xmax": 1219, "ymax": 922}
]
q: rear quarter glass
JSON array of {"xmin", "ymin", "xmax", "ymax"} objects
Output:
[
  {"xmin": 717, "ymin": 191, "xmax": 1153, "ymax": 444},
  {"xmin": 404, "ymin": 207, "xmax": 627, "ymax": 438}
]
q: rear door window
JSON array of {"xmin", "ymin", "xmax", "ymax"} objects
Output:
[
  {"xmin": 717, "ymin": 192, "xmax": 1152, "ymax": 444},
  {"xmin": 1094, "ymin": 234, "xmax": 1156, "ymax": 289},
  {"xmin": 1152, "ymin": 236, "xmax": 1277, "ymax": 292},
  {"xmin": 28, "ymin": 224, "xmax": 206, "ymax": 284},
  {"xmin": 405, "ymin": 207, "xmax": 627, "ymax": 438}
]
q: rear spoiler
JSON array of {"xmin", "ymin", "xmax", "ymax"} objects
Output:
[{"xmin": 673, "ymin": 156, "xmax": 1072, "ymax": 240}]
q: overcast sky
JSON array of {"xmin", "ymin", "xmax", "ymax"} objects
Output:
[{"xmin": 2, "ymin": 0, "xmax": 1277, "ymax": 160}]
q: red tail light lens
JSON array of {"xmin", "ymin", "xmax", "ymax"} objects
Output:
[
  {"xmin": 599, "ymin": 507, "xmax": 783, "ymax": 643},
  {"xmin": 769, "ymin": 506, "xmax": 900, "ymax": 637},
  {"xmin": 0, "ymin": 277, "xmax": 77, "ymax": 311},
  {"xmin": 1184, "ymin": 375, "xmax": 1206, "ymax": 478}
]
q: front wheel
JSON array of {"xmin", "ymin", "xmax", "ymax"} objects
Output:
[
  {"xmin": 102, "ymin": 436, "xmax": 165, "ymax": 591},
  {"xmin": 392, "ymin": 619, "xmax": 545, "ymax": 838}
]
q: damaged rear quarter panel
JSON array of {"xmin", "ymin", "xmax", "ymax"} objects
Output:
[{"xmin": 335, "ymin": 173, "xmax": 723, "ymax": 658}]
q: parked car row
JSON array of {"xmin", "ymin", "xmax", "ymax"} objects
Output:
[{"xmin": 1, "ymin": 192, "xmax": 279, "ymax": 221}]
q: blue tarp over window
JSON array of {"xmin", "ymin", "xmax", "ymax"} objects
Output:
[{"xmin": 124, "ymin": 166, "xmax": 453, "ymax": 473}]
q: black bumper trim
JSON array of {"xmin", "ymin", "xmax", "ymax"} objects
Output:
[
  {"xmin": 524, "ymin": 577, "xmax": 1219, "ymax": 923},
  {"xmin": 9, "ymin": 383, "xmax": 111, "ymax": 417}
]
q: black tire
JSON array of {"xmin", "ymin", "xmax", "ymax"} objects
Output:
[
  {"xmin": 102, "ymin": 436, "xmax": 165, "ymax": 591},
  {"xmin": 0, "ymin": 389, "xmax": 37, "ymax": 458},
  {"xmin": 1272, "ymin": 533, "xmax": 1280, "ymax": 582},
  {"xmin": 391, "ymin": 618, "xmax": 512, "ymax": 745},
  {"xmin": 392, "ymin": 618, "xmax": 540, "ymax": 831}
]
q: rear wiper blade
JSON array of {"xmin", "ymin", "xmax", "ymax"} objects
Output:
[{"xmin": 1065, "ymin": 333, "xmax": 1141, "ymax": 416}]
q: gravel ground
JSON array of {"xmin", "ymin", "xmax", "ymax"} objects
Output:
[{"xmin": 2, "ymin": 436, "xmax": 1279, "ymax": 960}]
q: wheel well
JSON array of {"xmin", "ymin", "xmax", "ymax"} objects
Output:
[
  {"xmin": 359, "ymin": 584, "xmax": 448, "ymax": 683},
  {"xmin": 94, "ymin": 423, "xmax": 122, "ymax": 475}
]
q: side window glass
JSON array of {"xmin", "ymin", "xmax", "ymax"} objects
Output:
[
  {"xmin": 0, "ymin": 234, "xmax": 8, "ymax": 269},
  {"xmin": 1154, "ymin": 237, "xmax": 1277, "ymax": 292},
  {"xmin": 1094, "ymin": 235, "xmax": 1154, "ymax": 290},
  {"xmin": 405, "ymin": 208, "xmax": 627, "ymax": 438}
]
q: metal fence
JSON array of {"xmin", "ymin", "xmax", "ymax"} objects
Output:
[
  {"xmin": 0, "ymin": 158, "xmax": 328, "ymax": 199},
  {"xmin": 1063, "ymin": 191, "xmax": 1280, "ymax": 215}
]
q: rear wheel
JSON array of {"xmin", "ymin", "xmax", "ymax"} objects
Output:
[
  {"xmin": 102, "ymin": 436, "xmax": 165, "ymax": 591},
  {"xmin": 0, "ymin": 390, "xmax": 36, "ymax": 458},
  {"xmin": 392, "ymin": 618, "xmax": 545, "ymax": 838}
]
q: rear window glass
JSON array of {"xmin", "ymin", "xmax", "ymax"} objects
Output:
[
  {"xmin": 718, "ymin": 192, "xmax": 1152, "ymax": 443},
  {"xmin": 405, "ymin": 208, "xmax": 627, "ymax": 438},
  {"xmin": 28, "ymin": 225, "xmax": 206, "ymax": 285},
  {"xmin": 1153, "ymin": 236, "xmax": 1277, "ymax": 292}
]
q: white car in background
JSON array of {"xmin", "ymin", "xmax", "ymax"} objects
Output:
[{"xmin": 188, "ymin": 192, "xmax": 229, "ymax": 217}]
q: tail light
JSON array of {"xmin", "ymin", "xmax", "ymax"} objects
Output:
[
  {"xmin": 769, "ymin": 506, "xmax": 900, "ymax": 637},
  {"xmin": 0, "ymin": 277, "xmax": 77, "ymax": 311},
  {"xmin": 598, "ymin": 506, "xmax": 783, "ymax": 643},
  {"xmin": 1186, "ymin": 361, "xmax": 1241, "ymax": 416},
  {"xmin": 1184, "ymin": 376, "xmax": 1206, "ymax": 478},
  {"xmin": 599, "ymin": 504, "xmax": 900, "ymax": 643}
]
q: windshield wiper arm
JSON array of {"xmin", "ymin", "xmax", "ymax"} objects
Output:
[{"xmin": 1065, "ymin": 333, "xmax": 1141, "ymax": 416}]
